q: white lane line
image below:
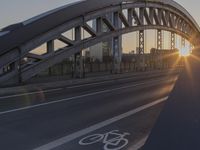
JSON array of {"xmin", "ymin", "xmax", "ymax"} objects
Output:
[
  {"xmin": 130, "ymin": 136, "xmax": 149, "ymax": 150},
  {"xmin": 68, "ymin": 76, "xmax": 143, "ymax": 89},
  {"xmin": 0, "ymin": 88, "xmax": 62, "ymax": 99},
  {"xmin": 34, "ymin": 97, "xmax": 168, "ymax": 150},
  {"xmin": 0, "ymin": 78, "xmax": 170, "ymax": 116},
  {"xmin": 0, "ymin": 73, "xmax": 175, "ymax": 99},
  {"xmin": 0, "ymin": 76, "xmax": 132, "ymax": 99},
  {"xmin": 67, "ymin": 80, "xmax": 114, "ymax": 88},
  {"xmin": 67, "ymin": 74, "xmax": 168, "ymax": 89}
]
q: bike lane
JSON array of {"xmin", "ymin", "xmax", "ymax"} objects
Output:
[{"xmin": 52, "ymin": 103, "xmax": 164, "ymax": 150}]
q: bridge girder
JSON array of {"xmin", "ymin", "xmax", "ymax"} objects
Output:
[
  {"xmin": 0, "ymin": 0, "xmax": 200, "ymax": 85},
  {"xmin": 171, "ymin": 32, "xmax": 175, "ymax": 50}
]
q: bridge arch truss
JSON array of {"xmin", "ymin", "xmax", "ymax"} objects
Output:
[{"xmin": 0, "ymin": 0, "xmax": 200, "ymax": 85}]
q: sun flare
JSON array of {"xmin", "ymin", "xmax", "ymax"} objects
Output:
[{"xmin": 179, "ymin": 48, "xmax": 191, "ymax": 57}]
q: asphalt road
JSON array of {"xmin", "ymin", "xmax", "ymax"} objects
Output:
[
  {"xmin": 0, "ymin": 72, "xmax": 178, "ymax": 150},
  {"xmin": 144, "ymin": 53, "xmax": 200, "ymax": 150}
]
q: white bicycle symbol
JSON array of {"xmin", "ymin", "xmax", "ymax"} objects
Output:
[{"xmin": 79, "ymin": 130, "xmax": 130, "ymax": 150}]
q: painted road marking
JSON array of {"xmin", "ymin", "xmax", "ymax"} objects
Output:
[
  {"xmin": 67, "ymin": 74, "xmax": 164, "ymax": 89},
  {"xmin": 0, "ymin": 75, "xmax": 144, "ymax": 99},
  {"xmin": 0, "ymin": 78, "xmax": 171, "ymax": 116},
  {"xmin": 67, "ymin": 74, "xmax": 155, "ymax": 89},
  {"xmin": 34, "ymin": 97, "xmax": 168, "ymax": 150},
  {"xmin": 79, "ymin": 130, "xmax": 130, "ymax": 150},
  {"xmin": 0, "ymin": 88, "xmax": 62, "ymax": 99},
  {"xmin": 67, "ymin": 80, "xmax": 115, "ymax": 89},
  {"xmin": 0, "ymin": 73, "xmax": 176, "ymax": 99}
]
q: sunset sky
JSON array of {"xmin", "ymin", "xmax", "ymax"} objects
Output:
[{"xmin": 0, "ymin": 0, "xmax": 198, "ymax": 53}]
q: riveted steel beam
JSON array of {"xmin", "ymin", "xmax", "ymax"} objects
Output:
[
  {"xmin": 132, "ymin": 8, "xmax": 141, "ymax": 25},
  {"xmin": 47, "ymin": 40, "xmax": 54, "ymax": 54},
  {"xmin": 181, "ymin": 37, "xmax": 186, "ymax": 48},
  {"xmin": 171, "ymin": 32, "xmax": 175, "ymax": 49},
  {"xmin": 58, "ymin": 35, "xmax": 75, "ymax": 46},
  {"xmin": 102, "ymin": 16, "xmax": 116, "ymax": 31},
  {"xmin": 1, "ymin": 0, "xmax": 200, "ymax": 85},
  {"xmin": 82, "ymin": 23, "xmax": 97, "ymax": 37},
  {"xmin": 128, "ymin": 8, "xmax": 133, "ymax": 26},
  {"xmin": 139, "ymin": 30, "xmax": 145, "ymax": 54},
  {"xmin": 144, "ymin": 8, "xmax": 153, "ymax": 25},
  {"xmin": 157, "ymin": 29, "xmax": 163, "ymax": 50},
  {"xmin": 119, "ymin": 11, "xmax": 130, "ymax": 27},
  {"xmin": 20, "ymin": 25, "xmax": 192, "ymax": 82}
]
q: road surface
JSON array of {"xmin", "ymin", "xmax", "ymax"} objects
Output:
[
  {"xmin": 144, "ymin": 53, "xmax": 200, "ymax": 150},
  {"xmin": 0, "ymin": 72, "xmax": 178, "ymax": 150}
]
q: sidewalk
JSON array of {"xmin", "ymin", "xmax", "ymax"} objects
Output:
[{"xmin": 0, "ymin": 69, "xmax": 179, "ymax": 96}]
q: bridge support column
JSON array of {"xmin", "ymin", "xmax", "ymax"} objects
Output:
[
  {"xmin": 139, "ymin": 30, "xmax": 145, "ymax": 54},
  {"xmin": 181, "ymin": 37, "xmax": 186, "ymax": 48},
  {"xmin": 47, "ymin": 40, "xmax": 54, "ymax": 76},
  {"xmin": 111, "ymin": 12, "xmax": 122, "ymax": 74},
  {"xmin": 16, "ymin": 47, "xmax": 22, "ymax": 84},
  {"xmin": 157, "ymin": 29, "xmax": 163, "ymax": 50},
  {"xmin": 96, "ymin": 17, "xmax": 102, "ymax": 34},
  {"xmin": 112, "ymin": 36, "xmax": 122, "ymax": 73},
  {"xmin": 47, "ymin": 40, "xmax": 54, "ymax": 53},
  {"xmin": 137, "ymin": 30, "xmax": 145, "ymax": 71},
  {"xmin": 73, "ymin": 26, "xmax": 84, "ymax": 78},
  {"xmin": 73, "ymin": 52, "xmax": 84, "ymax": 78},
  {"xmin": 171, "ymin": 32, "xmax": 175, "ymax": 50}
]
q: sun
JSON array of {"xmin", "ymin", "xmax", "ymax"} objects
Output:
[{"xmin": 179, "ymin": 48, "xmax": 191, "ymax": 57}]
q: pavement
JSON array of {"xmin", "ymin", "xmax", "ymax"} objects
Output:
[
  {"xmin": 0, "ymin": 71, "xmax": 178, "ymax": 150},
  {"xmin": 144, "ymin": 52, "xmax": 200, "ymax": 150},
  {"xmin": 0, "ymin": 69, "xmax": 179, "ymax": 96}
]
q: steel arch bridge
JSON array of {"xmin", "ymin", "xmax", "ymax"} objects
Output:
[{"xmin": 0, "ymin": 0, "xmax": 200, "ymax": 85}]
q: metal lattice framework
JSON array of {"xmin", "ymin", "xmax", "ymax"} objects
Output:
[
  {"xmin": 157, "ymin": 29, "xmax": 163, "ymax": 50},
  {"xmin": 171, "ymin": 32, "xmax": 175, "ymax": 49},
  {"xmin": 139, "ymin": 30, "xmax": 145, "ymax": 54},
  {"xmin": 0, "ymin": 0, "xmax": 200, "ymax": 85},
  {"xmin": 181, "ymin": 37, "xmax": 186, "ymax": 48}
]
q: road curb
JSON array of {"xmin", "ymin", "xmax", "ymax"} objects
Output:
[{"xmin": 0, "ymin": 69, "xmax": 179, "ymax": 96}]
